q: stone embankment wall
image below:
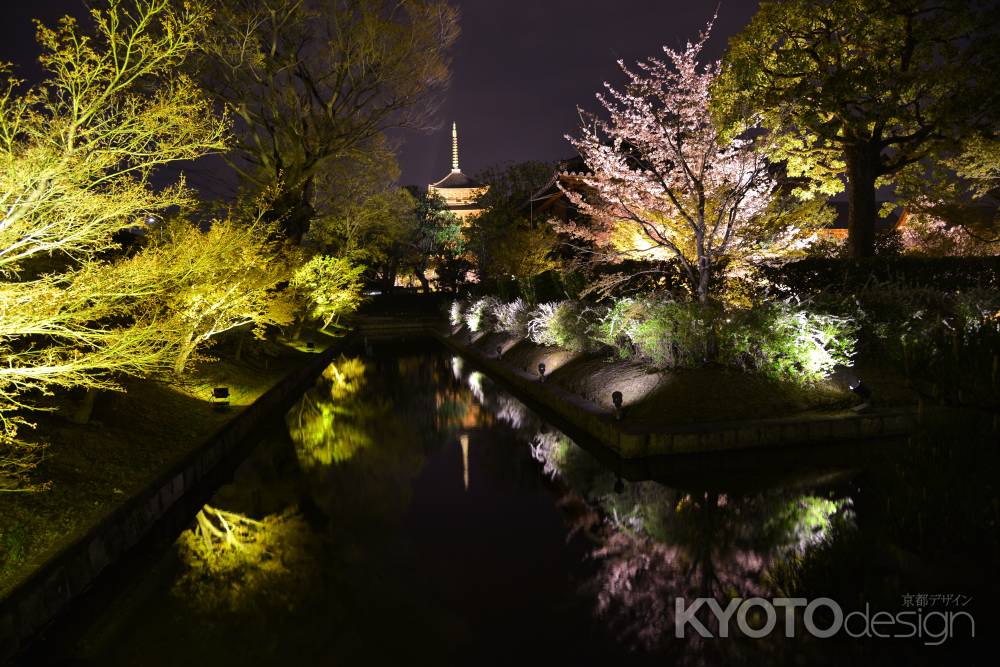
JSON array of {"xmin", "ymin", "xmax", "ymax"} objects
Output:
[
  {"xmin": 0, "ymin": 344, "xmax": 342, "ymax": 663},
  {"xmin": 435, "ymin": 331, "xmax": 913, "ymax": 459}
]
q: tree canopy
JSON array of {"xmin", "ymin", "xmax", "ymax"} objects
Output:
[
  {"xmin": 713, "ymin": 0, "xmax": 998, "ymax": 257},
  {"xmin": 195, "ymin": 0, "xmax": 459, "ymax": 242},
  {"xmin": 564, "ymin": 21, "xmax": 823, "ymax": 304}
]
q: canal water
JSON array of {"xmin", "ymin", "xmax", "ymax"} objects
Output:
[{"xmin": 27, "ymin": 341, "xmax": 996, "ymax": 665}]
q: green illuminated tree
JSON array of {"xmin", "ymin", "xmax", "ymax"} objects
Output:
[
  {"xmin": 138, "ymin": 206, "xmax": 294, "ymax": 375},
  {"xmin": 713, "ymin": 0, "xmax": 997, "ymax": 257},
  {"xmin": 465, "ymin": 161, "xmax": 558, "ymax": 299},
  {"xmin": 408, "ymin": 191, "xmax": 464, "ymax": 292},
  {"xmin": 306, "ymin": 135, "xmax": 418, "ymax": 281},
  {"xmin": 0, "ymin": 0, "xmax": 228, "ymax": 488},
  {"xmin": 288, "ymin": 254, "xmax": 365, "ymax": 331}
]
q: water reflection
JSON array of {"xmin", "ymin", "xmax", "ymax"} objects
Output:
[
  {"xmin": 449, "ymin": 356, "xmax": 994, "ymax": 665},
  {"xmin": 39, "ymin": 346, "xmax": 995, "ymax": 666},
  {"xmin": 526, "ymin": 423, "xmax": 847, "ymax": 658},
  {"xmin": 286, "ymin": 356, "xmax": 381, "ymax": 468},
  {"xmin": 174, "ymin": 505, "xmax": 318, "ymax": 613}
]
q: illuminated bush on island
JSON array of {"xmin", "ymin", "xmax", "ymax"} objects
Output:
[{"xmin": 452, "ymin": 296, "xmax": 857, "ymax": 385}]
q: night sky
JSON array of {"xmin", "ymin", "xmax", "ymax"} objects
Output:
[
  {"xmin": 0, "ymin": 0, "xmax": 761, "ymax": 190},
  {"xmin": 403, "ymin": 0, "xmax": 760, "ymax": 187}
]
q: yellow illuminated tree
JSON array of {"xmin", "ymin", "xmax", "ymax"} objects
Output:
[
  {"xmin": 0, "ymin": 0, "xmax": 228, "ymax": 488},
  {"xmin": 137, "ymin": 207, "xmax": 294, "ymax": 375}
]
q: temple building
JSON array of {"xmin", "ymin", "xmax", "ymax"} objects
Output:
[{"xmin": 428, "ymin": 122, "xmax": 487, "ymax": 221}]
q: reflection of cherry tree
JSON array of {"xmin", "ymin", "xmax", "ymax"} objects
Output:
[{"xmin": 531, "ymin": 431, "xmax": 840, "ymax": 658}]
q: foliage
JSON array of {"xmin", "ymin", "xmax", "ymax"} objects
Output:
[
  {"xmin": 0, "ymin": 0, "xmax": 228, "ymax": 489},
  {"xmin": 719, "ymin": 302, "xmax": 857, "ymax": 383},
  {"xmin": 448, "ymin": 300, "xmax": 465, "ymax": 327},
  {"xmin": 714, "ymin": 0, "xmax": 997, "ymax": 257},
  {"xmin": 194, "ymin": 0, "xmax": 459, "ymax": 240},
  {"xmin": 839, "ymin": 283, "xmax": 1000, "ymax": 396},
  {"xmin": 762, "ymin": 256, "xmax": 1000, "ymax": 296},
  {"xmin": 899, "ymin": 213, "xmax": 1000, "ymax": 257},
  {"xmin": 306, "ymin": 136, "xmax": 418, "ymax": 272},
  {"xmin": 526, "ymin": 301, "xmax": 597, "ymax": 352},
  {"xmin": 140, "ymin": 209, "xmax": 293, "ymax": 374},
  {"xmin": 596, "ymin": 296, "xmax": 856, "ymax": 382},
  {"xmin": 465, "ymin": 161, "xmax": 557, "ymax": 297},
  {"xmin": 464, "ymin": 296, "xmax": 500, "ymax": 333},
  {"xmin": 594, "ymin": 297, "xmax": 717, "ymax": 368},
  {"xmin": 489, "ymin": 298, "xmax": 531, "ymax": 338},
  {"xmin": 289, "ymin": 254, "xmax": 365, "ymax": 330},
  {"xmin": 563, "ymin": 18, "xmax": 821, "ymax": 304},
  {"xmin": 409, "ymin": 191, "xmax": 465, "ymax": 292}
]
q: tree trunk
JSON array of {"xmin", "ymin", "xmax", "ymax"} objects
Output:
[
  {"xmin": 234, "ymin": 330, "xmax": 246, "ymax": 362},
  {"xmin": 173, "ymin": 339, "xmax": 198, "ymax": 376},
  {"xmin": 696, "ymin": 255, "xmax": 718, "ymax": 361},
  {"xmin": 273, "ymin": 178, "xmax": 316, "ymax": 243},
  {"xmin": 415, "ymin": 269, "xmax": 431, "ymax": 294},
  {"xmin": 845, "ymin": 143, "xmax": 880, "ymax": 259},
  {"xmin": 696, "ymin": 254, "xmax": 710, "ymax": 305},
  {"xmin": 69, "ymin": 388, "xmax": 100, "ymax": 425}
]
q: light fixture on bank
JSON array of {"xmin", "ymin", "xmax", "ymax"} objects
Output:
[
  {"xmin": 849, "ymin": 379, "xmax": 872, "ymax": 412},
  {"xmin": 538, "ymin": 362, "xmax": 546, "ymax": 382},
  {"xmin": 212, "ymin": 387, "xmax": 230, "ymax": 411}
]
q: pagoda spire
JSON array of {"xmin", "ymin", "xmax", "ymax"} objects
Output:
[{"xmin": 452, "ymin": 121, "xmax": 460, "ymax": 172}]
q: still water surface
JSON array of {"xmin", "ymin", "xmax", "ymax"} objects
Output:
[{"xmin": 34, "ymin": 341, "xmax": 996, "ymax": 666}]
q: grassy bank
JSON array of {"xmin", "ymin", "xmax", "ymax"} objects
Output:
[{"xmin": 0, "ymin": 336, "xmax": 328, "ymax": 599}]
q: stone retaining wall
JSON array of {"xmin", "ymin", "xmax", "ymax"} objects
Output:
[
  {"xmin": 435, "ymin": 331, "xmax": 914, "ymax": 459},
  {"xmin": 0, "ymin": 344, "xmax": 344, "ymax": 663}
]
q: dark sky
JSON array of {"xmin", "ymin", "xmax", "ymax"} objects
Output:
[
  {"xmin": 0, "ymin": 0, "xmax": 761, "ymax": 190},
  {"xmin": 400, "ymin": 0, "xmax": 760, "ymax": 187}
]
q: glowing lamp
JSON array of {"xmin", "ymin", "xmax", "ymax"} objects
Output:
[{"xmin": 538, "ymin": 362, "xmax": 546, "ymax": 382}]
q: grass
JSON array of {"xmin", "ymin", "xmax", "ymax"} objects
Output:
[{"xmin": 0, "ymin": 334, "xmax": 331, "ymax": 599}]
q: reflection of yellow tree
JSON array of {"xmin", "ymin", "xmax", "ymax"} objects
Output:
[
  {"xmin": 174, "ymin": 504, "xmax": 318, "ymax": 612},
  {"xmin": 287, "ymin": 357, "xmax": 387, "ymax": 469}
]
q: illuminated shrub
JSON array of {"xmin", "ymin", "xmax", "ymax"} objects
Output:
[
  {"xmin": 527, "ymin": 301, "xmax": 598, "ymax": 351},
  {"xmin": 448, "ymin": 300, "xmax": 466, "ymax": 327},
  {"xmin": 596, "ymin": 296, "xmax": 855, "ymax": 382},
  {"xmin": 464, "ymin": 296, "xmax": 500, "ymax": 332},
  {"xmin": 490, "ymin": 298, "xmax": 531, "ymax": 337},
  {"xmin": 595, "ymin": 297, "xmax": 718, "ymax": 368},
  {"xmin": 720, "ymin": 302, "xmax": 857, "ymax": 383}
]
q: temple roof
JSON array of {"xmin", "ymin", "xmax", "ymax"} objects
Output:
[{"xmin": 431, "ymin": 169, "xmax": 482, "ymax": 189}]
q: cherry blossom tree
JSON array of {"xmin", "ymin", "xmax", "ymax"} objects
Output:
[{"xmin": 562, "ymin": 20, "xmax": 823, "ymax": 304}]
